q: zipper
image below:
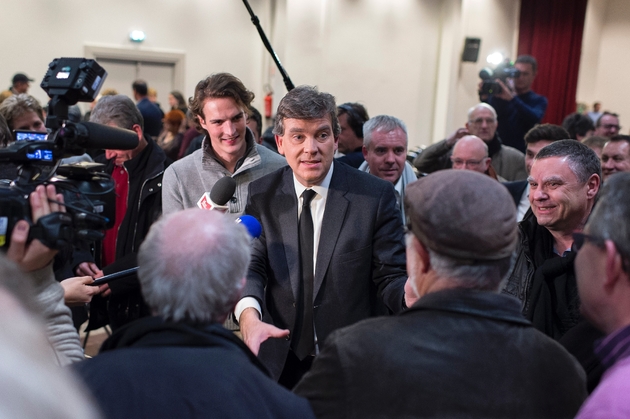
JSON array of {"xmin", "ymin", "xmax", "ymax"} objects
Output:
[{"xmin": 131, "ymin": 169, "xmax": 165, "ymax": 252}]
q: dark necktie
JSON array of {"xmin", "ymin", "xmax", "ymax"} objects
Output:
[{"xmin": 294, "ymin": 189, "xmax": 317, "ymax": 360}]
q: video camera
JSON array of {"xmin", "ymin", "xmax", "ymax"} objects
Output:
[
  {"xmin": 0, "ymin": 58, "xmax": 139, "ymax": 251},
  {"xmin": 479, "ymin": 60, "xmax": 521, "ymax": 96}
]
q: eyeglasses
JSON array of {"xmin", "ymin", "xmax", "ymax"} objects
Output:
[
  {"xmin": 601, "ymin": 124, "xmax": 621, "ymax": 131},
  {"xmin": 469, "ymin": 118, "xmax": 496, "ymax": 126},
  {"xmin": 451, "ymin": 157, "xmax": 485, "ymax": 167},
  {"xmin": 572, "ymin": 232, "xmax": 605, "ymax": 252}
]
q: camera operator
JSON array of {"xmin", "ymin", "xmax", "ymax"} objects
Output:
[
  {"xmin": 479, "ymin": 55, "xmax": 548, "ymax": 153},
  {"xmin": 73, "ymin": 95, "xmax": 169, "ymax": 330},
  {"xmin": 5, "ymin": 184, "xmax": 86, "ymax": 365}
]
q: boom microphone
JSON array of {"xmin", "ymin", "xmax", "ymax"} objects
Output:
[{"xmin": 67, "ymin": 121, "xmax": 140, "ymax": 150}]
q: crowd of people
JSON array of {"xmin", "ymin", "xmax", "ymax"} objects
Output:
[{"xmin": 1, "ymin": 53, "xmax": 630, "ymax": 418}]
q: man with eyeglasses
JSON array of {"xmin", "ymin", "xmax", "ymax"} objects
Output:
[
  {"xmin": 594, "ymin": 111, "xmax": 621, "ymax": 138},
  {"xmin": 481, "ymin": 55, "xmax": 548, "ymax": 153},
  {"xmin": 450, "ymin": 135, "xmax": 504, "ymax": 180},
  {"xmin": 413, "ymin": 103, "xmax": 527, "ymax": 181},
  {"xmin": 573, "ymin": 173, "xmax": 630, "ymax": 418}
]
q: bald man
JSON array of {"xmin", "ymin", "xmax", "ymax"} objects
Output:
[
  {"xmin": 450, "ymin": 135, "xmax": 503, "ymax": 180},
  {"xmin": 413, "ymin": 103, "xmax": 526, "ymax": 180}
]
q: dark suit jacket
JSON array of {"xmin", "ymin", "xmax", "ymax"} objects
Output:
[
  {"xmin": 244, "ymin": 162, "xmax": 407, "ymax": 379},
  {"xmin": 136, "ymin": 97, "xmax": 163, "ymax": 138},
  {"xmin": 503, "ymin": 179, "xmax": 528, "ymax": 207}
]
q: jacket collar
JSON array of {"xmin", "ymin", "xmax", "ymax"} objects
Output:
[
  {"xmin": 404, "ymin": 288, "xmax": 531, "ymax": 326},
  {"xmin": 487, "ymin": 133, "xmax": 503, "ymax": 158},
  {"xmin": 100, "ymin": 316, "xmax": 270, "ymax": 375}
]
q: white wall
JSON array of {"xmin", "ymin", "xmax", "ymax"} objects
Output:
[
  {"xmin": 1, "ymin": 0, "xmax": 521, "ymax": 147},
  {"xmin": 1, "ymin": 0, "xmax": 267, "ymax": 112},
  {"xmin": 451, "ymin": 0, "xmax": 520, "ymax": 140},
  {"xmin": 577, "ymin": 0, "xmax": 630, "ymax": 125}
]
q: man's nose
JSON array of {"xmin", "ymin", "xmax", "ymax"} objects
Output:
[
  {"xmin": 532, "ymin": 187, "xmax": 548, "ymax": 200},
  {"xmin": 303, "ymin": 137, "xmax": 318, "ymax": 153},
  {"xmin": 224, "ymin": 121, "xmax": 237, "ymax": 136}
]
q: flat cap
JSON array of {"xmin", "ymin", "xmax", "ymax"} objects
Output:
[{"xmin": 404, "ymin": 170, "xmax": 517, "ymax": 261}]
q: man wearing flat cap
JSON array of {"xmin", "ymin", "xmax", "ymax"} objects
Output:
[{"xmin": 295, "ymin": 170, "xmax": 587, "ymax": 419}]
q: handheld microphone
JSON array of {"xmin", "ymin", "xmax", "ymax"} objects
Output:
[
  {"xmin": 197, "ymin": 176, "xmax": 236, "ymax": 212},
  {"xmin": 235, "ymin": 215, "xmax": 262, "ymax": 239}
]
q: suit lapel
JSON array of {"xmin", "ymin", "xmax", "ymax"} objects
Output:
[
  {"xmin": 277, "ymin": 170, "xmax": 301, "ymax": 301},
  {"xmin": 314, "ymin": 163, "xmax": 349, "ymax": 298}
]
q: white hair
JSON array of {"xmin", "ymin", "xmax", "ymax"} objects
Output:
[
  {"xmin": 138, "ymin": 209, "xmax": 251, "ymax": 323},
  {"xmin": 467, "ymin": 103, "xmax": 497, "ymax": 121}
]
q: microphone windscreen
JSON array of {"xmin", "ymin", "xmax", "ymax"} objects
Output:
[
  {"xmin": 80, "ymin": 122, "xmax": 139, "ymax": 150},
  {"xmin": 210, "ymin": 176, "xmax": 237, "ymax": 206},
  {"xmin": 236, "ymin": 215, "xmax": 262, "ymax": 239}
]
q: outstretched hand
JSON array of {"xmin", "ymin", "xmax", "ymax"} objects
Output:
[
  {"xmin": 7, "ymin": 185, "xmax": 64, "ymax": 272},
  {"xmin": 239, "ymin": 308, "xmax": 290, "ymax": 355}
]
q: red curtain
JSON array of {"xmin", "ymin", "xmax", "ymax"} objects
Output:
[{"xmin": 517, "ymin": 0, "xmax": 588, "ymax": 125}]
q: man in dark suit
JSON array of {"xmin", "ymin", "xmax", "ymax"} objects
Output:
[
  {"xmin": 237, "ymin": 86, "xmax": 410, "ymax": 388},
  {"xmin": 294, "ymin": 170, "xmax": 587, "ymax": 419},
  {"xmin": 133, "ymin": 80, "xmax": 163, "ymax": 137}
]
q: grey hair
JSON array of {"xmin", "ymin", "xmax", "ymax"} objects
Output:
[
  {"xmin": 586, "ymin": 172, "xmax": 630, "ymax": 269},
  {"xmin": 138, "ymin": 209, "xmax": 251, "ymax": 323},
  {"xmin": 273, "ymin": 86, "xmax": 340, "ymax": 137},
  {"xmin": 428, "ymin": 248, "xmax": 514, "ymax": 292},
  {"xmin": 362, "ymin": 115, "xmax": 408, "ymax": 149},
  {"xmin": 467, "ymin": 103, "xmax": 497, "ymax": 121},
  {"xmin": 89, "ymin": 95, "xmax": 144, "ymax": 130},
  {"xmin": 535, "ymin": 139, "xmax": 602, "ymax": 183}
]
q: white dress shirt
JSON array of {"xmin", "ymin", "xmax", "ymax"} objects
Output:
[{"xmin": 234, "ymin": 164, "xmax": 334, "ymax": 321}]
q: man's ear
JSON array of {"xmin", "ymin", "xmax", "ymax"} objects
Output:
[
  {"xmin": 412, "ymin": 237, "xmax": 431, "ymax": 274},
  {"xmin": 586, "ymin": 173, "xmax": 601, "ymax": 200},
  {"xmin": 131, "ymin": 124, "xmax": 144, "ymax": 141},
  {"xmin": 275, "ymin": 134, "xmax": 285, "ymax": 156},
  {"xmin": 484, "ymin": 157, "xmax": 492, "ymax": 172},
  {"xmin": 604, "ymin": 240, "xmax": 626, "ymax": 291},
  {"xmin": 362, "ymin": 145, "xmax": 368, "ymax": 159}
]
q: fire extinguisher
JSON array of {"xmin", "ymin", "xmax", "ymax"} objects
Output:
[{"xmin": 264, "ymin": 93, "xmax": 273, "ymax": 118}]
